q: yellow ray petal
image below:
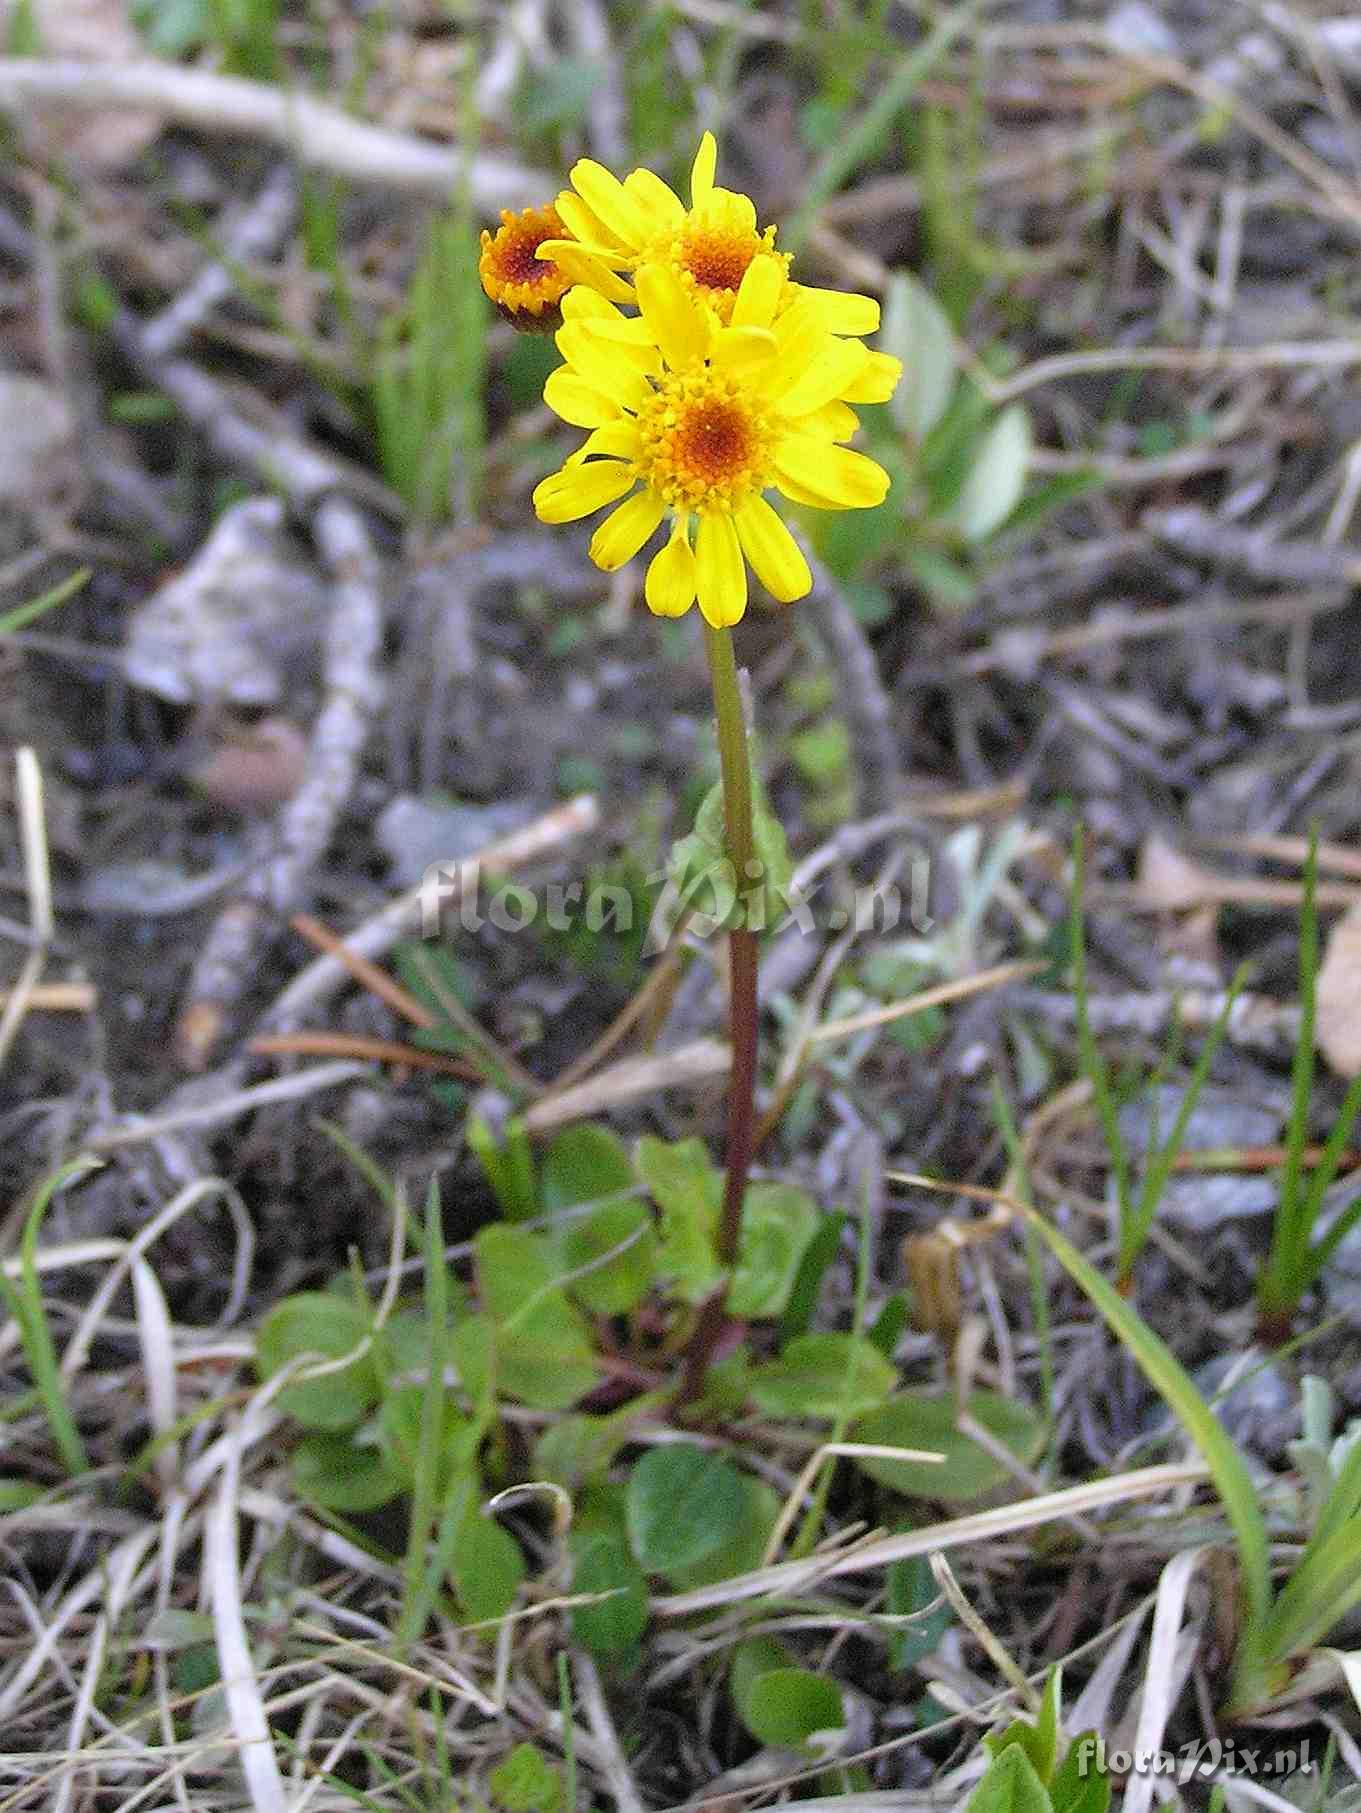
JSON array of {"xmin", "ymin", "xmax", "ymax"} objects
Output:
[
  {"xmin": 695, "ymin": 512, "xmax": 747, "ymax": 627},
  {"xmin": 569, "ymin": 159, "xmax": 650, "ymax": 249},
  {"xmin": 554, "ymin": 190, "xmax": 625, "ymax": 253},
  {"xmin": 589, "ymin": 489, "xmax": 667, "ymax": 571},
  {"xmin": 709, "ymin": 188, "xmax": 757, "ymax": 236},
  {"xmin": 734, "ymin": 495, "xmax": 811, "ymax": 603},
  {"xmin": 711, "ymin": 325, "xmax": 778, "ymax": 373},
  {"xmin": 731, "ymin": 254, "xmax": 784, "ymax": 330},
  {"xmin": 534, "ymin": 460, "xmax": 638, "ymax": 523},
  {"xmin": 772, "ymin": 436, "xmax": 891, "ymax": 509},
  {"xmin": 636, "ymin": 263, "xmax": 711, "ymax": 370},
  {"xmin": 690, "ymin": 131, "xmax": 717, "ymax": 207},
  {"xmin": 765, "ymin": 297, "xmax": 832, "ymax": 395},
  {"xmin": 797, "ymin": 399, "xmax": 860, "ymax": 442},
  {"xmin": 555, "ymin": 325, "xmax": 655, "ymax": 405},
  {"xmin": 561, "ymin": 286, "xmax": 624, "ymax": 321},
  {"xmin": 645, "ymin": 518, "xmax": 697, "ymax": 618},
  {"xmin": 796, "ymin": 285, "xmax": 881, "ymax": 336},
  {"xmin": 544, "ymin": 367, "xmax": 622, "ymax": 428},
  {"xmin": 840, "ymin": 349, "xmax": 904, "ymax": 404},
  {"xmin": 624, "ymin": 167, "xmax": 685, "ymax": 229},
  {"xmin": 567, "ymin": 420, "xmax": 643, "ymax": 463},
  {"xmin": 772, "ymin": 336, "xmax": 871, "ymax": 417}
]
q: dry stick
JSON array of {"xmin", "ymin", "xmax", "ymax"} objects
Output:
[
  {"xmin": 247, "ymin": 1031, "xmax": 484, "ymax": 1081},
  {"xmin": 140, "ymin": 162, "xmax": 297, "ymax": 363},
  {"xmin": 807, "ymin": 559, "xmax": 903, "ymax": 816},
  {"xmin": 0, "ymin": 59, "xmax": 551, "ymax": 205},
  {"xmin": 176, "ymin": 494, "xmax": 385, "ymax": 1068}
]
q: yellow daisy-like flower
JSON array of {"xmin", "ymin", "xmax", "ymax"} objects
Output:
[
  {"xmin": 537, "ymin": 132, "xmax": 886, "ymax": 343},
  {"xmin": 479, "ymin": 203, "xmax": 630, "ymax": 332},
  {"xmin": 532, "ymin": 260, "xmax": 895, "ymax": 628}
]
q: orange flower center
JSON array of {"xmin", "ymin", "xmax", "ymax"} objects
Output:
[
  {"xmin": 634, "ymin": 368, "xmax": 774, "ymax": 513},
  {"xmin": 679, "ymin": 226, "xmax": 757, "ymax": 295},
  {"xmin": 479, "ymin": 205, "xmax": 572, "ymax": 325}
]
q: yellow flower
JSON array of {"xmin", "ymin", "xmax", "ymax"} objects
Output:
[
  {"xmin": 532, "ymin": 261, "xmax": 895, "ymax": 628},
  {"xmin": 479, "ymin": 203, "xmax": 628, "ymax": 332},
  {"xmin": 537, "ymin": 132, "xmax": 885, "ymax": 341}
]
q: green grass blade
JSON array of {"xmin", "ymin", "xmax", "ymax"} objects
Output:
[
  {"xmin": 1069, "ymin": 831, "xmax": 1133, "ymax": 1240},
  {"xmin": 396, "ymin": 1178, "xmax": 448, "ymax": 1649},
  {"xmin": 1021, "ymin": 1203, "xmax": 1272, "ymax": 1645},
  {"xmin": 0, "ymin": 567, "xmax": 89, "ymax": 636},
  {"xmin": 786, "ymin": 0, "xmax": 986, "ymax": 252},
  {"xmin": 1260, "ymin": 835, "xmax": 1320, "ymax": 1318},
  {"xmin": 1126, "ymin": 964, "xmax": 1251, "ymax": 1269},
  {"xmin": 992, "ymin": 1082, "xmax": 1054, "ymax": 1425},
  {"xmin": 0, "ymin": 1156, "xmax": 102, "ymax": 1477},
  {"xmin": 1261, "ymin": 1516, "xmax": 1361, "ymax": 1663},
  {"xmin": 1293, "ymin": 1069, "xmax": 1361, "ymax": 1287}
]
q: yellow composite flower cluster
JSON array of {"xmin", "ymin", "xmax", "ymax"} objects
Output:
[{"xmin": 482, "ymin": 133, "xmax": 902, "ymax": 628}]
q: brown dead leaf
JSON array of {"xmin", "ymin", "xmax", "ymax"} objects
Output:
[{"xmin": 1317, "ymin": 901, "xmax": 1361, "ymax": 1078}]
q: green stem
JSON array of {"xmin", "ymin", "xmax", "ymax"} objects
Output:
[{"xmin": 677, "ymin": 624, "xmax": 761, "ymax": 1403}]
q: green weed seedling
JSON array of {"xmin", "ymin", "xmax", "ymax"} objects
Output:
[
  {"xmin": 963, "ymin": 1670, "xmax": 1110, "ymax": 1813},
  {"xmin": 1256, "ymin": 839, "xmax": 1361, "ymax": 1342},
  {"xmin": 804, "ymin": 269, "xmax": 1094, "ymax": 615},
  {"xmin": 1026, "ymin": 1206, "xmax": 1361, "ymax": 1717}
]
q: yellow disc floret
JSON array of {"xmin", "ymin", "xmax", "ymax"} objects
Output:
[{"xmin": 634, "ymin": 367, "xmax": 775, "ymax": 514}]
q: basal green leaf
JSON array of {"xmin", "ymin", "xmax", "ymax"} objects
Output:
[
  {"xmin": 1051, "ymin": 1735, "xmax": 1111, "ymax": 1813},
  {"xmin": 626, "ymin": 1444, "xmax": 747, "ymax": 1573},
  {"xmin": 850, "ymin": 1390, "xmax": 1043, "ymax": 1501},
  {"xmin": 291, "ymin": 1433, "xmax": 403, "ymax": 1512},
  {"xmin": 451, "ymin": 1501, "xmax": 526, "ymax": 1624},
  {"xmin": 637, "ymin": 1136, "xmax": 722, "ymax": 1303},
  {"xmin": 731, "ymin": 1638, "xmax": 844, "ymax": 1751},
  {"xmin": 494, "ymin": 1293, "xmax": 598, "ymax": 1410},
  {"xmin": 964, "ymin": 1745, "xmax": 1054, "ymax": 1813},
  {"xmin": 663, "ymin": 1474, "xmax": 780, "ymax": 1589},
  {"xmin": 564, "ymin": 1198, "xmax": 658, "ymax": 1315},
  {"xmin": 949, "ymin": 404, "xmax": 1032, "ymax": 543},
  {"xmin": 541, "ymin": 1125, "xmax": 634, "ymax": 1213},
  {"xmin": 729, "ymin": 1183, "xmax": 819, "ymax": 1318},
  {"xmin": 749, "ymin": 1332, "xmax": 898, "ymax": 1420},
  {"xmin": 256, "ymin": 1291, "xmax": 378, "ymax": 1431}
]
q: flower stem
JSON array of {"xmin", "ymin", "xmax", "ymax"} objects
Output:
[{"xmin": 677, "ymin": 624, "xmax": 760, "ymax": 1405}]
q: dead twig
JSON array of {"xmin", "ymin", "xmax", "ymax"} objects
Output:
[
  {"xmin": 0, "ymin": 58, "xmax": 551, "ymax": 205},
  {"xmin": 176, "ymin": 495, "xmax": 385, "ymax": 1068},
  {"xmin": 806, "ymin": 560, "xmax": 904, "ymax": 816}
]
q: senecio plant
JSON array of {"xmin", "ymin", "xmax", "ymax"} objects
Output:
[{"xmin": 482, "ymin": 134, "xmax": 901, "ymax": 1397}]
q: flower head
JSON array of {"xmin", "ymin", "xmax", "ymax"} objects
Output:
[
  {"xmin": 532, "ymin": 259, "xmax": 896, "ymax": 628},
  {"xmin": 479, "ymin": 203, "xmax": 630, "ymax": 332},
  {"xmin": 537, "ymin": 133, "xmax": 888, "ymax": 345}
]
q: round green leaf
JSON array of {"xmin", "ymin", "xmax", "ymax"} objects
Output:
[
  {"xmin": 625, "ymin": 1444, "xmax": 748, "ymax": 1573},
  {"xmin": 742, "ymin": 1667, "xmax": 845, "ymax": 1750},
  {"xmin": 749, "ymin": 1333, "xmax": 898, "ymax": 1420},
  {"xmin": 731, "ymin": 1638, "xmax": 844, "ymax": 1751},
  {"xmin": 663, "ymin": 1475, "xmax": 780, "ymax": 1589},
  {"xmin": 256, "ymin": 1292, "xmax": 378, "ymax": 1431},
  {"xmin": 850, "ymin": 1391, "xmax": 1044, "ymax": 1502},
  {"xmin": 570, "ymin": 1528, "xmax": 649, "ymax": 1657},
  {"xmin": 291, "ymin": 1434, "xmax": 402, "ymax": 1512},
  {"xmin": 452, "ymin": 1506, "xmax": 525, "ymax": 1623},
  {"xmin": 564, "ymin": 1198, "xmax": 658, "ymax": 1315},
  {"xmin": 729, "ymin": 1183, "xmax": 818, "ymax": 1318},
  {"xmin": 541, "ymin": 1126, "xmax": 633, "ymax": 1212}
]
